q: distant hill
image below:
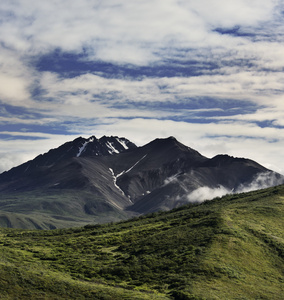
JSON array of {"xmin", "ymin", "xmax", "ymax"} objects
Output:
[
  {"xmin": 0, "ymin": 135, "xmax": 283, "ymax": 229},
  {"xmin": 0, "ymin": 184, "xmax": 283, "ymax": 299}
]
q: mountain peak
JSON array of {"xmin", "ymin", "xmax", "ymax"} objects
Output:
[
  {"xmin": 0, "ymin": 134, "xmax": 284, "ymax": 229},
  {"xmin": 0, "ymin": 135, "xmax": 137, "ymax": 180},
  {"xmin": 70, "ymin": 135, "xmax": 137, "ymax": 158},
  {"xmin": 144, "ymin": 136, "xmax": 207, "ymax": 162}
]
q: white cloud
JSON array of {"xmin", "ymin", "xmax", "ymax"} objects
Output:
[
  {"xmin": 187, "ymin": 185, "xmax": 231, "ymax": 203},
  {"xmin": 0, "ymin": 0, "xmax": 280, "ymax": 65},
  {"xmin": 0, "ymin": 46, "xmax": 34, "ymax": 104},
  {"xmin": 91, "ymin": 118, "xmax": 284, "ymax": 174},
  {"xmin": 0, "ymin": 0, "xmax": 284, "ymax": 178},
  {"xmin": 186, "ymin": 169, "xmax": 284, "ymax": 204},
  {"xmin": 235, "ymin": 171, "xmax": 284, "ymax": 193},
  {"xmin": 187, "ymin": 0, "xmax": 277, "ymax": 27},
  {"xmin": 0, "ymin": 132, "xmax": 79, "ymax": 173},
  {"xmin": 1, "ymin": 116, "xmax": 284, "ymax": 176}
]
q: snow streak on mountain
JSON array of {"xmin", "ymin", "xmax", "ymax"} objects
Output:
[{"xmin": 0, "ymin": 135, "xmax": 283, "ymax": 229}]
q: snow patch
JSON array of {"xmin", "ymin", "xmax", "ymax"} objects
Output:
[
  {"xmin": 116, "ymin": 170, "xmax": 125, "ymax": 178},
  {"xmin": 76, "ymin": 137, "xmax": 96, "ymax": 157},
  {"xmin": 106, "ymin": 141, "xmax": 120, "ymax": 154},
  {"xmin": 116, "ymin": 138, "xmax": 129, "ymax": 150},
  {"xmin": 109, "ymin": 168, "xmax": 131, "ymax": 201},
  {"xmin": 125, "ymin": 154, "xmax": 147, "ymax": 173},
  {"xmin": 77, "ymin": 141, "xmax": 88, "ymax": 157}
]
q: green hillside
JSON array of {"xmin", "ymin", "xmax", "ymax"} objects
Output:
[
  {"xmin": 0, "ymin": 185, "xmax": 283, "ymax": 299},
  {"xmin": 0, "ymin": 189, "xmax": 135, "ymax": 229}
]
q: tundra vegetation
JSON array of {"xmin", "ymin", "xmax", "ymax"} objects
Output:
[{"xmin": 0, "ymin": 185, "xmax": 283, "ymax": 299}]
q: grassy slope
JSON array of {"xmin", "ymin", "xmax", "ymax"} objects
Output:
[
  {"xmin": 0, "ymin": 189, "xmax": 134, "ymax": 229},
  {"xmin": 191, "ymin": 188, "xmax": 284, "ymax": 299},
  {"xmin": 0, "ymin": 185, "xmax": 283, "ymax": 299}
]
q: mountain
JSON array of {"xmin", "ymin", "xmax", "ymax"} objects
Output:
[
  {"xmin": 0, "ymin": 184, "xmax": 283, "ymax": 299},
  {"xmin": 0, "ymin": 135, "xmax": 136, "ymax": 183},
  {"xmin": 0, "ymin": 135, "xmax": 283, "ymax": 229}
]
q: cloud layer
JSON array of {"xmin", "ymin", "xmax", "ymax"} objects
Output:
[
  {"xmin": 1, "ymin": 0, "xmax": 284, "ymax": 174},
  {"xmin": 186, "ymin": 170, "xmax": 284, "ymax": 203}
]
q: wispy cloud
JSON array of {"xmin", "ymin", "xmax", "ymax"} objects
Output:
[
  {"xmin": 0, "ymin": 0, "xmax": 284, "ymax": 174},
  {"xmin": 186, "ymin": 170, "xmax": 284, "ymax": 203}
]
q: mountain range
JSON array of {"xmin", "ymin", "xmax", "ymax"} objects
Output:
[{"xmin": 0, "ymin": 135, "xmax": 283, "ymax": 229}]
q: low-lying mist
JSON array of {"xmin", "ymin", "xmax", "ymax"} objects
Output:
[
  {"xmin": 187, "ymin": 185, "xmax": 230, "ymax": 203},
  {"xmin": 186, "ymin": 172, "xmax": 284, "ymax": 203}
]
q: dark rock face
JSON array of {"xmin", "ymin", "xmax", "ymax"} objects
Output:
[
  {"xmin": 0, "ymin": 136, "xmax": 136, "ymax": 183},
  {"xmin": 0, "ymin": 135, "xmax": 283, "ymax": 228}
]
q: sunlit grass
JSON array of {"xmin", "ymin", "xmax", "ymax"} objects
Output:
[{"xmin": 0, "ymin": 185, "xmax": 283, "ymax": 299}]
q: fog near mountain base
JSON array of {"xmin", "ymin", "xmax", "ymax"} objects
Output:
[
  {"xmin": 235, "ymin": 171, "xmax": 284, "ymax": 194},
  {"xmin": 186, "ymin": 172, "xmax": 284, "ymax": 203},
  {"xmin": 187, "ymin": 185, "xmax": 231, "ymax": 203}
]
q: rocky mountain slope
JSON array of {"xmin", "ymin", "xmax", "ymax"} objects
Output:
[{"xmin": 0, "ymin": 135, "xmax": 283, "ymax": 229}]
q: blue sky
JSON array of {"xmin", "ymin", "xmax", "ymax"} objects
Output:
[{"xmin": 1, "ymin": 0, "xmax": 284, "ymax": 173}]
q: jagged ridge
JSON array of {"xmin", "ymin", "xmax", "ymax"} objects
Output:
[{"xmin": 0, "ymin": 135, "xmax": 283, "ymax": 229}]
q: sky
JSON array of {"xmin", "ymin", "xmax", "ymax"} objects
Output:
[{"xmin": 1, "ymin": 0, "xmax": 284, "ymax": 174}]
